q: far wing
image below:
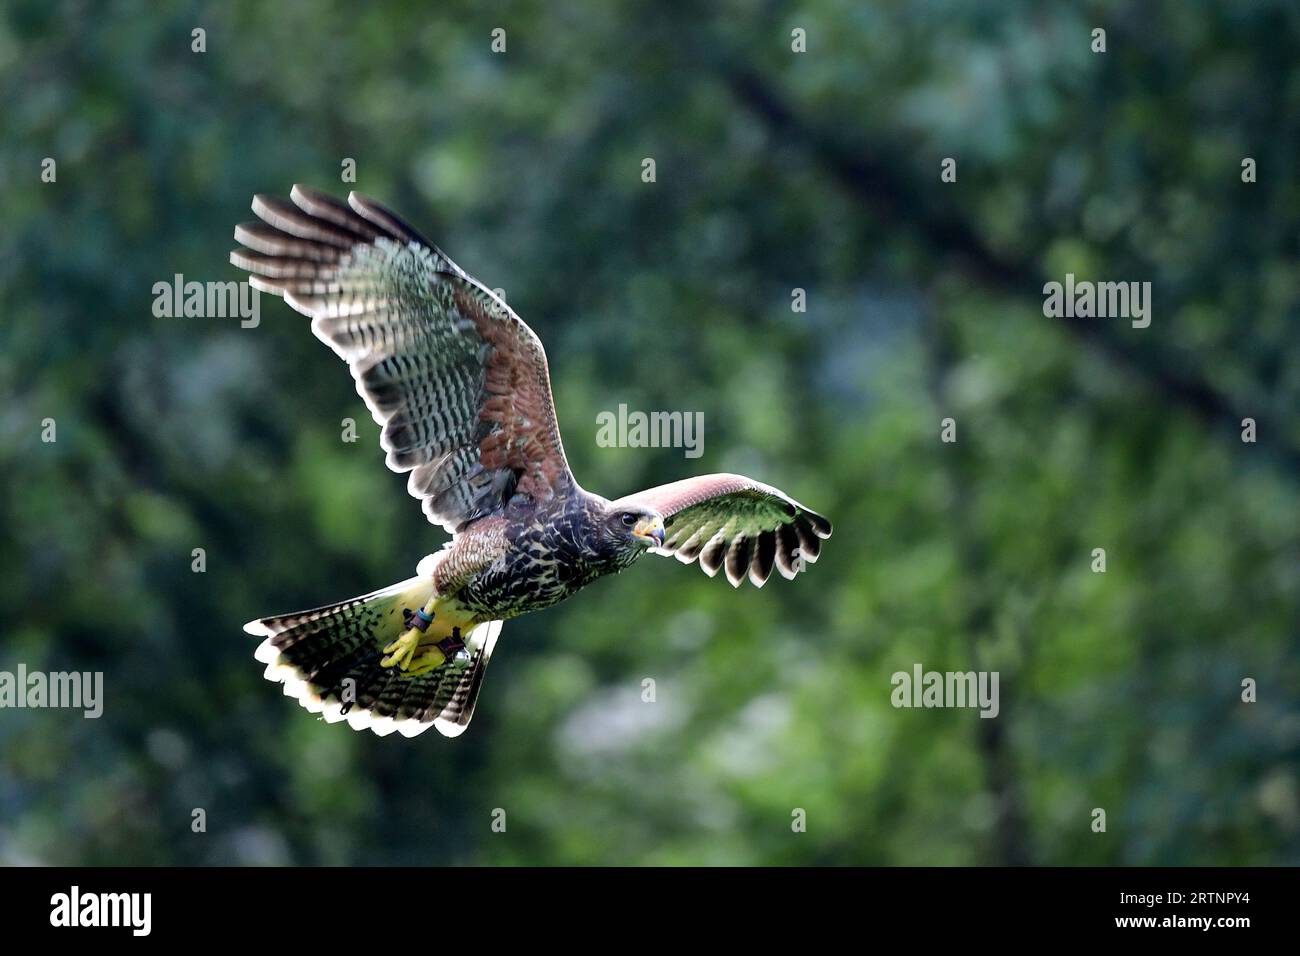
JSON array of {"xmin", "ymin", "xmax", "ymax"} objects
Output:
[{"xmin": 612, "ymin": 473, "xmax": 832, "ymax": 587}]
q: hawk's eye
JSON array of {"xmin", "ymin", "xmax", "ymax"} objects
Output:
[{"xmin": 621, "ymin": 513, "xmax": 637, "ymax": 527}]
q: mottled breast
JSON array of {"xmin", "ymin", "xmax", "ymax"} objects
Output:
[{"xmin": 452, "ymin": 497, "xmax": 617, "ymax": 619}]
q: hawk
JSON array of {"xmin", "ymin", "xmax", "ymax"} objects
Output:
[{"xmin": 235, "ymin": 186, "xmax": 833, "ymax": 738}]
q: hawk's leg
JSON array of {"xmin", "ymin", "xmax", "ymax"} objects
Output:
[
  {"xmin": 406, "ymin": 628, "xmax": 466, "ymax": 677},
  {"xmin": 381, "ymin": 600, "xmax": 435, "ymax": 671}
]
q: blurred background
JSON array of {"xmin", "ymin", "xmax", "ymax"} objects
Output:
[{"xmin": 1, "ymin": 0, "xmax": 1297, "ymax": 866}]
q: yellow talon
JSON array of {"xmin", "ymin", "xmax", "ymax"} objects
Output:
[
  {"xmin": 380, "ymin": 598, "xmax": 471, "ymax": 674},
  {"xmin": 382, "ymin": 628, "xmax": 450, "ymax": 674},
  {"xmin": 406, "ymin": 647, "xmax": 448, "ymax": 676},
  {"xmin": 381, "ymin": 629, "xmax": 422, "ymax": 670}
]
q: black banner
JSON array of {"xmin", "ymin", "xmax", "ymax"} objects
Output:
[{"xmin": 1, "ymin": 866, "xmax": 1290, "ymax": 941}]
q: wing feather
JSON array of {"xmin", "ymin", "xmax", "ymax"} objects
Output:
[
  {"xmin": 231, "ymin": 186, "xmax": 574, "ymax": 532},
  {"xmin": 614, "ymin": 473, "xmax": 832, "ymax": 587},
  {"xmin": 750, "ymin": 529, "xmax": 777, "ymax": 586}
]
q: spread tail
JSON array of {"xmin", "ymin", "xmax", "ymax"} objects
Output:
[{"xmin": 244, "ymin": 578, "xmax": 502, "ymax": 738}]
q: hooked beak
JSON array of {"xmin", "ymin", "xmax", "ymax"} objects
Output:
[{"xmin": 632, "ymin": 515, "xmax": 665, "ymax": 548}]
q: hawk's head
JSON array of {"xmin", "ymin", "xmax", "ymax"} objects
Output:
[{"xmin": 598, "ymin": 504, "xmax": 665, "ymax": 565}]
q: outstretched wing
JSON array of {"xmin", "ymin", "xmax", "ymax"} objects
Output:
[
  {"xmin": 613, "ymin": 473, "xmax": 832, "ymax": 587},
  {"xmin": 230, "ymin": 185, "xmax": 574, "ymax": 532}
]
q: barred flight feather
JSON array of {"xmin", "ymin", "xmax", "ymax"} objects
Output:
[
  {"xmin": 230, "ymin": 184, "xmax": 575, "ymax": 533},
  {"xmin": 612, "ymin": 473, "xmax": 832, "ymax": 588}
]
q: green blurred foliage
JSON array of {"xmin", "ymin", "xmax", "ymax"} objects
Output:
[{"xmin": 0, "ymin": 0, "xmax": 1297, "ymax": 865}]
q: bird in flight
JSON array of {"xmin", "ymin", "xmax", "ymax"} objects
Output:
[{"xmin": 233, "ymin": 186, "xmax": 832, "ymax": 738}]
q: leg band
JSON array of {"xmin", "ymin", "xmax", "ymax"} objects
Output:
[{"xmin": 437, "ymin": 628, "xmax": 466, "ymax": 660}]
